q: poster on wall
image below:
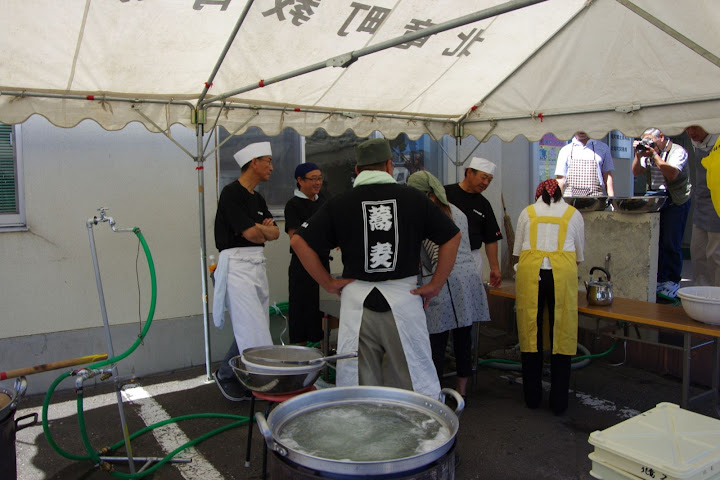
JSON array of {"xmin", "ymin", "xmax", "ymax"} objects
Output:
[
  {"xmin": 537, "ymin": 133, "xmax": 565, "ymax": 184},
  {"xmin": 609, "ymin": 130, "xmax": 633, "ymax": 159}
]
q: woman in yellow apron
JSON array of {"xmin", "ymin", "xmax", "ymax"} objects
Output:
[{"xmin": 513, "ymin": 179, "xmax": 585, "ymax": 415}]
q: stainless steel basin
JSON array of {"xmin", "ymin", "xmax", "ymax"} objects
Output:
[
  {"xmin": 564, "ymin": 196, "xmax": 608, "ymax": 212},
  {"xmin": 610, "ymin": 196, "xmax": 667, "ymax": 213}
]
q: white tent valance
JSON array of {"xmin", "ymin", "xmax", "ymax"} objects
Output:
[{"xmin": 2, "ymin": 0, "xmax": 719, "ymax": 141}]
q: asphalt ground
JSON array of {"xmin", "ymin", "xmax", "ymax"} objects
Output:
[{"xmin": 9, "ymin": 326, "xmax": 719, "ymax": 480}]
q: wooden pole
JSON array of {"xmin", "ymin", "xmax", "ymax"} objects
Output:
[{"xmin": 0, "ymin": 354, "xmax": 109, "ymax": 380}]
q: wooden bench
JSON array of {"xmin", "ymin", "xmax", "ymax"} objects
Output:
[{"xmin": 488, "ymin": 285, "xmax": 720, "ymax": 411}]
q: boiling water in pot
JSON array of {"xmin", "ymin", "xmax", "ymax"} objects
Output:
[{"xmin": 276, "ymin": 402, "xmax": 451, "ymax": 461}]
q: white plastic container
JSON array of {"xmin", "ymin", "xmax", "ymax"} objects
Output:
[
  {"xmin": 589, "ymin": 452, "xmax": 645, "ymax": 479},
  {"xmin": 677, "ymin": 287, "xmax": 720, "ymax": 325},
  {"xmin": 589, "ymin": 403, "xmax": 720, "ymax": 480}
]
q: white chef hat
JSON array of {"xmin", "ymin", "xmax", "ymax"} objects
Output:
[
  {"xmin": 233, "ymin": 142, "xmax": 272, "ymax": 169},
  {"xmin": 467, "ymin": 157, "xmax": 496, "ymax": 175}
]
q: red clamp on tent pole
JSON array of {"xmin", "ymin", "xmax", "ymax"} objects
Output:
[
  {"xmin": 204, "ymin": 82, "xmax": 213, "ymax": 89},
  {"xmin": 258, "ymin": 79, "xmax": 265, "ymax": 88},
  {"xmin": 196, "ymin": 166, "xmax": 204, "ymax": 170},
  {"xmin": 86, "ymin": 95, "xmax": 95, "ymax": 100},
  {"xmin": 538, "ymin": 113, "xmax": 544, "ymax": 122}
]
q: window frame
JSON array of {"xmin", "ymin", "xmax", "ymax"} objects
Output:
[{"xmin": 0, "ymin": 123, "xmax": 26, "ymax": 231}]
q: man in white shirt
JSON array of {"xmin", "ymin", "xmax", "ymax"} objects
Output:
[
  {"xmin": 632, "ymin": 127, "xmax": 692, "ymax": 300},
  {"xmin": 555, "ymin": 131, "xmax": 615, "ymax": 197}
]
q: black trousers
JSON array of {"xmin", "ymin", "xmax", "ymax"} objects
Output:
[
  {"xmin": 429, "ymin": 325, "xmax": 473, "ymax": 379},
  {"xmin": 520, "ymin": 269, "xmax": 572, "ymax": 414},
  {"xmin": 288, "ymin": 255, "xmax": 326, "ymax": 344}
]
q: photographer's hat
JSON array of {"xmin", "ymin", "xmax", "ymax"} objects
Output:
[
  {"xmin": 356, "ymin": 138, "xmax": 392, "ymax": 166},
  {"xmin": 234, "ymin": 142, "xmax": 272, "ymax": 169}
]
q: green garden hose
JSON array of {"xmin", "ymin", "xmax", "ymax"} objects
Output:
[{"xmin": 41, "ymin": 228, "xmax": 250, "ymax": 477}]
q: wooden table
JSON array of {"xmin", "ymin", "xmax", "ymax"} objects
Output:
[{"xmin": 489, "ymin": 285, "xmax": 720, "ymax": 410}]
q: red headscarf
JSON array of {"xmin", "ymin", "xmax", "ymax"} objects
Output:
[{"xmin": 535, "ymin": 179, "xmax": 559, "ymax": 200}]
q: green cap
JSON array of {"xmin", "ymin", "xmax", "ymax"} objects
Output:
[
  {"xmin": 355, "ymin": 138, "xmax": 392, "ymax": 166},
  {"xmin": 407, "ymin": 170, "xmax": 449, "ymax": 206}
]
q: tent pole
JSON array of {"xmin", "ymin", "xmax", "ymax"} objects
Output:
[
  {"xmin": 617, "ymin": 0, "xmax": 720, "ymax": 68},
  {"xmin": 197, "ymin": 0, "xmax": 256, "ymax": 106},
  {"xmin": 195, "ymin": 120, "xmax": 213, "ymax": 381}
]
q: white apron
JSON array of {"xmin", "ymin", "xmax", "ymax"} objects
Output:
[
  {"xmin": 336, "ymin": 276, "xmax": 441, "ymax": 399},
  {"xmin": 471, "ymin": 249, "xmax": 484, "ymax": 278},
  {"xmin": 213, "ymin": 247, "xmax": 273, "ymax": 355}
]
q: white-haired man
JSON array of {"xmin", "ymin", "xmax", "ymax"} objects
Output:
[
  {"xmin": 632, "ymin": 127, "xmax": 691, "ymax": 300},
  {"xmin": 212, "ymin": 141, "xmax": 280, "ymax": 401}
]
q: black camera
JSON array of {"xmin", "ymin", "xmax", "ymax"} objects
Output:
[{"xmin": 636, "ymin": 138, "xmax": 656, "ymax": 152}]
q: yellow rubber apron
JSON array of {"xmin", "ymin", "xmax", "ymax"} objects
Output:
[{"xmin": 515, "ymin": 206, "xmax": 578, "ymax": 355}]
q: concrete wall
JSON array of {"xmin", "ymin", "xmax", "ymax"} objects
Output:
[
  {"xmin": 0, "ymin": 116, "xmax": 296, "ymax": 394},
  {"xmin": 580, "ymin": 211, "xmax": 660, "ymax": 302}
]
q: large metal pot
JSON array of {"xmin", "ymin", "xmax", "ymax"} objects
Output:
[
  {"xmin": 0, "ymin": 377, "xmax": 38, "ymax": 478},
  {"xmin": 256, "ymin": 386, "xmax": 464, "ymax": 477},
  {"xmin": 230, "ymin": 355, "xmax": 323, "ymax": 395}
]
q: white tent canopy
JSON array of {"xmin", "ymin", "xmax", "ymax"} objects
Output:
[{"xmin": 2, "ymin": 0, "xmax": 719, "ymax": 142}]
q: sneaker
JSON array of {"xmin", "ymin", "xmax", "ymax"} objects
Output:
[
  {"xmin": 657, "ymin": 281, "xmax": 680, "ymax": 298},
  {"xmin": 213, "ymin": 369, "xmax": 252, "ymax": 402}
]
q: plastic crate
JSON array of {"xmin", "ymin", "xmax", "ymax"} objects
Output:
[
  {"xmin": 589, "ymin": 453, "xmax": 645, "ymax": 480},
  {"xmin": 589, "ymin": 403, "xmax": 720, "ymax": 480}
]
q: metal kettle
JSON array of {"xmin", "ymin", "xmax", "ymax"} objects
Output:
[{"xmin": 584, "ymin": 266, "xmax": 613, "ymax": 306}]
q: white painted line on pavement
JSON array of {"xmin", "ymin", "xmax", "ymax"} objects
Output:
[
  {"xmin": 122, "ymin": 379, "xmax": 225, "ymax": 480},
  {"xmin": 16, "ymin": 375, "xmax": 229, "ymax": 480}
]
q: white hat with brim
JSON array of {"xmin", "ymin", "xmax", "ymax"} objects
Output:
[
  {"xmin": 233, "ymin": 142, "xmax": 272, "ymax": 169},
  {"xmin": 468, "ymin": 157, "xmax": 496, "ymax": 175}
]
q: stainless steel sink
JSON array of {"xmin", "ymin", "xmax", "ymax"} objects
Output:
[
  {"xmin": 610, "ymin": 196, "xmax": 667, "ymax": 213},
  {"xmin": 564, "ymin": 196, "xmax": 608, "ymax": 212}
]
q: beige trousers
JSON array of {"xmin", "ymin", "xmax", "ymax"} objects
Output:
[{"xmin": 357, "ymin": 308, "xmax": 413, "ymax": 391}]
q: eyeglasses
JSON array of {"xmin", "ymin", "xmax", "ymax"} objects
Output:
[{"xmin": 303, "ymin": 175, "xmax": 323, "ymax": 182}]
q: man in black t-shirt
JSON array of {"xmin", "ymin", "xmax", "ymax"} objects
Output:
[
  {"xmin": 291, "ymin": 138, "xmax": 461, "ymax": 399},
  {"xmin": 445, "ymin": 157, "xmax": 503, "ymax": 288},
  {"xmin": 284, "ymin": 162, "xmax": 328, "ymax": 344},
  {"xmin": 212, "ymin": 142, "xmax": 280, "ymax": 402}
]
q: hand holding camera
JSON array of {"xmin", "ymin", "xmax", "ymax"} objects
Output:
[
  {"xmin": 635, "ymin": 137, "xmax": 656, "ymax": 154},
  {"xmin": 634, "ymin": 138, "xmax": 658, "ymax": 169}
]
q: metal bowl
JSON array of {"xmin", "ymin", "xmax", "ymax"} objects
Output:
[
  {"xmin": 564, "ymin": 196, "xmax": 608, "ymax": 212},
  {"xmin": 241, "ymin": 345, "xmax": 327, "ymax": 374},
  {"xmin": 229, "ymin": 356, "xmax": 323, "ymax": 395},
  {"xmin": 610, "ymin": 196, "xmax": 667, "ymax": 213}
]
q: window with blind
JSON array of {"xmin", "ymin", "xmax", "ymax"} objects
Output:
[{"xmin": 0, "ymin": 123, "xmax": 25, "ymax": 228}]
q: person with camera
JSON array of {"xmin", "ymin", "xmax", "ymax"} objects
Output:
[{"xmin": 632, "ymin": 127, "xmax": 691, "ymax": 300}]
